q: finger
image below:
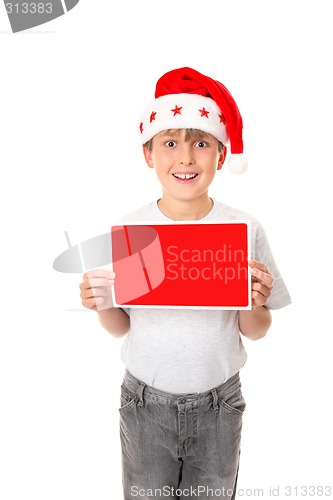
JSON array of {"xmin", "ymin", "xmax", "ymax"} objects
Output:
[
  {"xmin": 252, "ymin": 290, "xmax": 268, "ymax": 307},
  {"xmin": 250, "ymin": 267, "xmax": 273, "ymax": 289},
  {"xmin": 88, "ymin": 278, "xmax": 115, "ymax": 288},
  {"xmin": 80, "ymin": 286, "xmax": 110, "ymax": 300},
  {"xmin": 82, "ymin": 296, "xmax": 105, "ymax": 309},
  {"xmin": 249, "ymin": 260, "xmax": 268, "ymax": 272},
  {"xmin": 83, "ymin": 269, "xmax": 116, "ymax": 281},
  {"xmin": 80, "ymin": 277, "xmax": 115, "ymax": 290},
  {"xmin": 252, "ymin": 282, "xmax": 272, "ymax": 299}
]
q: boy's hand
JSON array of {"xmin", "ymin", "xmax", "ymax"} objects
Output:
[
  {"xmin": 79, "ymin": 269, "xmax": 116, "ymax": 311},
  {"xmin": 249, "ymin": 260, "xmax": 274, "ymax": 308}
]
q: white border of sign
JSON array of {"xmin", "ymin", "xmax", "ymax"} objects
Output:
[{"xmin": 110, "ymin": 220, "xmax": 252, "ymax": 310}]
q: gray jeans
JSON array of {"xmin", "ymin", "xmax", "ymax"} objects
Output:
[{"xmin": 119, "ymin": 370, "xmax": 245, "ymax": 500}]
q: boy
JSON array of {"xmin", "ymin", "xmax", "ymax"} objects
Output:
[{"xmin": 79, "ymin": 67, "xmax": 291, "ymax": 500}]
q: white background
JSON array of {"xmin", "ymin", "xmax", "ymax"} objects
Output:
[{"xmin": 1, "ymin": 1, "xmax": 332, "ymax": 498}]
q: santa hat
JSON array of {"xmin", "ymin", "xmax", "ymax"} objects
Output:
[{"xmin": 139, "ymin": 67, "xmax": 248, "ymax": 174}]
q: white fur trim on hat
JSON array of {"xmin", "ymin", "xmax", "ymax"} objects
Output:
[{"xmin": 139, "ymin": 93, "xmax": 229, "ymax": 145}]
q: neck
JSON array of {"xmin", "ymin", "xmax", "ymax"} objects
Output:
[{"xmin": 157, "ymin": 194, "xmax": 214, "ymax": 221}]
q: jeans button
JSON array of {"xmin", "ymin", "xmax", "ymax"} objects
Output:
[{"xmin": 179, "ymin": 398, "xmax": 186, "ymax": 404}]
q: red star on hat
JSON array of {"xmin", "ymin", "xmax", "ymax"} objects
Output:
[
  {"xmin": 171, "ymin": 105, "xmax": 182, "ymax": 116},
  {"xmin": 219, "ymin": 113, "xmax": 226, "ymax": 124},
  {"xmin": 199, "ymin": 107, "xmax": 209, "ymax": 118}
]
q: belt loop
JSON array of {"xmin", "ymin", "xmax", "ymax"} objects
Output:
[
  {"xmin": 211, "ymin": 388, "xmax": 219, "ymax": 410},
  {"xmin": 136, "ymin": 382, "xmax": 146, "ymax": 407}
]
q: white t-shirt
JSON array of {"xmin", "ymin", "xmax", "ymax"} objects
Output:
[{"xmin": 117, "ymin": 199, "xmax": 291, "ymax": 394}]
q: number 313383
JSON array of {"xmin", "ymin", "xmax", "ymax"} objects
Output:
[{"xmin": 5, "ymin": 3, "xmax": 53, "ymax": 14}]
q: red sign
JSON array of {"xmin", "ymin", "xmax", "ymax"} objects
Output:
[{"xmin": 111, "ymin": 221, "xmax": 251, "ymax": 309}]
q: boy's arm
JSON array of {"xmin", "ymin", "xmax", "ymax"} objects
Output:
[
  {"xmin": 80, "ymin": 269, "xmax": 130, "ymax": 338},
  {"xmin": 239, "ymin": 305, "xmax": 272, "ymax": 340},
  {"xmin": 97, "ymin": 308, "xmax": 130, "ymax": 338},
  {"xmin": 238, "ymin": 260, "xmax": 273, "ymax": 340}
]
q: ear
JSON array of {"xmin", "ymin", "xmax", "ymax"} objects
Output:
[
  {"xmin": 217, "ymin": 145, "xmax": 227, "ymax": 171},
  {"xmin": 143, "ymin": 146, "xmax": 154, "ymax": 169}
]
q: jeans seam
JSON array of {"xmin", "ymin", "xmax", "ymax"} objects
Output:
[
  {"xmin": 136, "ymin": 382, "xmax": 146, "ymax": 407},
  {"xmin": 211, "ymin": 388, "xmax": 219, "ymax": 411}
]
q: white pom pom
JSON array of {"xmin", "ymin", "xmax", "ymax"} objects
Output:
[{"xmin": 228, "ymin": 154, "xmax": 248, "ymax": 174}]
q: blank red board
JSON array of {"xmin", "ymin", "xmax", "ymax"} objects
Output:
[{"xmin": 111, "ymin": 221, "xmax": 251, "ymax": 310}]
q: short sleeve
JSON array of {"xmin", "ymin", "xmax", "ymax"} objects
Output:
[{"xmin": 253, "ymin": 222, "xmax": 291, "ymax": 310}]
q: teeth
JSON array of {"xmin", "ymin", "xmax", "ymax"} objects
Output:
[{"xmin": 173, "ymin": 173, "xmax": 198, "ymax": 179}]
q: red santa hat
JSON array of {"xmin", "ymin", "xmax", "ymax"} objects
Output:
[{"xmin": 139, "ymin": 67, "xmax": 248, "ymax": 174}]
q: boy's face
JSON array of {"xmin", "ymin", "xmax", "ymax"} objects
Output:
[{"xmin": 143, "ymin": 129, "xmax": 226, "ymax": 204}]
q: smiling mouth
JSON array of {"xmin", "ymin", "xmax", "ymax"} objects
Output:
[{"xmin": 172, "ymin": 173, "xmax": 199, "ymax": 180}]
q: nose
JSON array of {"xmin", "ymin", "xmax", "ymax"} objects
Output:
[{"xmin": 178, "ymin": 143, "xmax": 194, "ymax": 166}]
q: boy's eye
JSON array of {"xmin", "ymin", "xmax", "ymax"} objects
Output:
[
  {"xmin": 165, "ymin": 141, "xmax": 176, "ymax": 147},
  {"xmin": 196, "ymin": 141, "xmax": 207, "ymax": 148}
]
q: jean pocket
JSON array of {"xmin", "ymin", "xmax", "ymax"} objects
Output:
[
  {"xmin": 119, "ymin": 384, "xmax": 137, "ymax": 412},
  {"xmin": 220, "ymin": 386, "xmax": 246, "ymax": 415}
]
